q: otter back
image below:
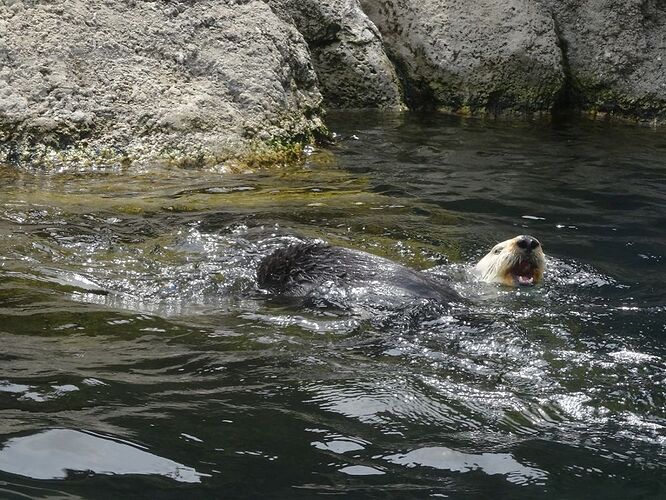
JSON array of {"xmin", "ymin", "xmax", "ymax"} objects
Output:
[{"xmin": 257, "ymin": 242, "xmax": 460, "ymax": 304}]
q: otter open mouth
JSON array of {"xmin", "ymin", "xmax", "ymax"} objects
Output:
[{"xmin": 511, "ymin": 260, "xmax": 537, "ymax": 286}]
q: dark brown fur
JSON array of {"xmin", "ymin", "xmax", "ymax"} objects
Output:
[{"xmin": 257, "ymin": 242, "xmax": 459, "ymax": 303}]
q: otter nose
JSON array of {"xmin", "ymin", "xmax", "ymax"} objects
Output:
[{"xmin": 517, "ymin": 235, "xmax": 540, "ymax": 252}]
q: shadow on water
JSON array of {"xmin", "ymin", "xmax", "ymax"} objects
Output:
[{"xmin": 0, "ymin": 112, "xmax": 665, "ymax": 498}]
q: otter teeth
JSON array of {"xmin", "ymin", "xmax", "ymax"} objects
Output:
[
  {"xmin": 513, "ymin": 260, "xmax": 535, "ymax": 286},
  {"xmin": 516, "ymin": 274, "xmax": 534, "ymax": 286}
]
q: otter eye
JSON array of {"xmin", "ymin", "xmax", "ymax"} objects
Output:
[{"xmin": 493, "ymin": 247, "xmax": 503, "ymax": 254}]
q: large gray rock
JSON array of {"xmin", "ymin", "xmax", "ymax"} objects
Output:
[
  {"xmin": 0, "ymin": 0, "xmax": 326, "ymax": 168},
  {"xmin": 360, "ymin": 0, "xmax": 566, "ymax": 116},
  {"xmin": 268, "ymin": 0, "xmax": 404, "ymax": 109},
  {"xmin": 2, "ymin": 0, "xmax": 664, "ymax": 169},
  {"xmin": 539, "ymin": 0, "xmax": 666, "ymax": 124}
]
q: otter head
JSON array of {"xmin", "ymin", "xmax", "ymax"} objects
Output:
[{"xmin": 474, "ymin": 235, "xmax": 546, "ymax": 287}]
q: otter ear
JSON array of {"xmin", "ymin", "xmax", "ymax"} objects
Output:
[{"xmin": 493, "ymin": 246, "xmax": 503, "ymax": 254}]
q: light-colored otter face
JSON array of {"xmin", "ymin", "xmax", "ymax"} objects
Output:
[{"xmin": 474, "ymin": 235, "xmax": 546, "ymax": 287}]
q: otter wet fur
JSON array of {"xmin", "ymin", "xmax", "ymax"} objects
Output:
[
  {"xmin": 257, "ymin": 242, "xmax": 460, "ymax": 303},
  {"xmin": 257, "ymin": 235, "xmax": 545, "ymax": 306},
  {"xmin": 474, "ymin": 235, "xmax": 546, "ymax": 287}
]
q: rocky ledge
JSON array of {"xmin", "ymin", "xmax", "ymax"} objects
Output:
[{"xmin": 1, "ymin": 0, "xmax": 664, "ymax": 168}]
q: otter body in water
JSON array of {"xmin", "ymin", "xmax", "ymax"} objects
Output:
[
  {"xmin": 257, "ymin": 242, "xmax": 460, "ymax": 304},
  {"xmin": 256, "ymin": 235, "xmax": 545, "ymax": 308}
]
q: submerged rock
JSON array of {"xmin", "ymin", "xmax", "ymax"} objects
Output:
[{"xmin": 0, "ymin": 0, "xmax": 326, "ymax": 168}]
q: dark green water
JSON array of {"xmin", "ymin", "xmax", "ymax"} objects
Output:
[{"xmin": 1, "ymin": 113, "xmax": 664, "ymax": 499}]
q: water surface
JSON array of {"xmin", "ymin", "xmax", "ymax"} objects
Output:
[{"xmin": 0, "ymin": 112, "xmax": 664, "ymax": 498}]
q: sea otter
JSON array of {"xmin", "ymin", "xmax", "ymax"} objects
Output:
[
  {"xmin": 474, "ymin": 234, "xmax": 546, "ymax": 287},
  {"xmin": 257, "ymin": 235, "xmax": 545, "ymax": 303}
]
